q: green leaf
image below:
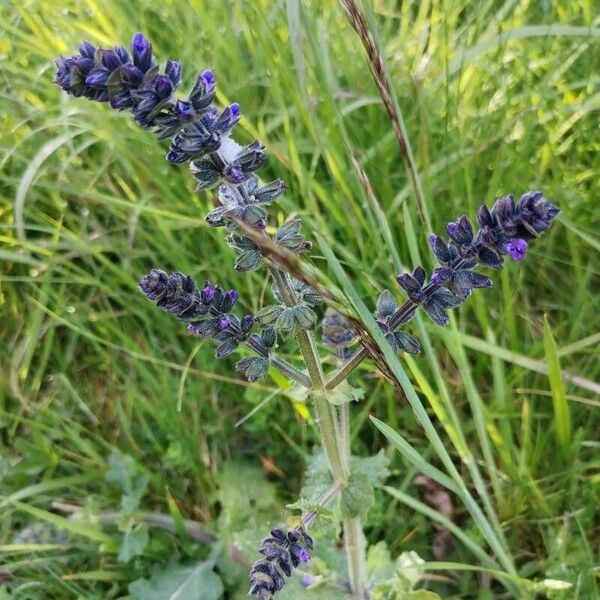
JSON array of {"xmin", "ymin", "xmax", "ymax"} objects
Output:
[
  {"xmin": 324, "ymin": 381, "xmax": 365, "ymax": 406},
  {"xmin": 106, "ymin": 451, "xmax": 136, "ymax": 493},
  {"xmin": 371, "ymin": 551, "xmax": 442, "ymax": 599},
  {"xmin": 351, "ymin": 450, "xmax": 390, "ymax": 486},
  {"xmin": 118, "ymin": 522, "xmax": 149, "ymax": 563},
  {"xmin": 106, "ymin": 451, "xmax": 149, "ymax": 515},
  {"xmin": 299, "ymin": 449, "xmax": 334, "ymax": 503},
  {"xmin": 275, "ymin": 306, "xmax": 296, "ymax": 332},
  {"xmin": 234, "ymin": 250, "xmax": 262, "ymax": 272},
  {"xmin": 256, "ymin": 305, "xmax": 284, "ymax": 327},
  {"xmin": 340, "ymin": 472, "xmax": 374, "ymax": 518},
  {"xmin": 214, "ymin": 462, "xmax": 279, "ymax": 533},
  {"xmin": 129, "ymin": 561, "xmax": 223, "ymax": 600},
  {"xmin": 366, "ymin": 541, "xmax": 396, "ymax": 585},
  {"xmin": 293, "ymin": 304, "xmax": 317, "ymax": 329},
  {"xmin": 543, "ymin": 315, "xmax": 571, "ymax": 455}
]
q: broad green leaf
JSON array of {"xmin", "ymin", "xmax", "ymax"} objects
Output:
[
  {"xmin": 340, "ymin": 472, "xmax": 373, "ymax": 518},
  {"xmin": 118, "ymin": 522, "xmax": 149, "ymax": 563},
  {"xmin": 129, "ymin": 561, "xmax": 223, "ymax": 600}
]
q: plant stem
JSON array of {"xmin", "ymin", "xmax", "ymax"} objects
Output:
[
  {"xmin": 339, "ymin": 393, "xmax": 367, "ymax": 598},
  {"xmin": 271, "ymin": 265, "xmax": 367, "ymax": 596},
  {"xmin": 270, "ymin": 266, "xmax": 347, "ymax": 482},
  {"xmin": 344, "ymin": 516, "xmax": 367, "ymax": 599},
  {"xmin": 300, "ymin": 481, "xmax": 344, "ymax": 529}
]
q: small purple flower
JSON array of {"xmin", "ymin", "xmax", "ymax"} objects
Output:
[
  {"xmin": 446, "ymin": 222, "xmax": 459, "ymax": 238},
  {"xmin": 201, "ymin": 283, "xmax": 215, "ymax": 303},
  {"xmin": 132, "ymin": 32, "xmax": 152, "ymax": 72},
  {"xmin": 78, "ymin": 41, "xmax": 96, "ymax": 59},
  {"xmin": 227, "ymin": 289, "xmax": 238, "ymax": 303},
  {"xmin": 242, "ymin": 315, "xmax": 254, "ymax": 330},
  {"xmin": 505, "ymin": 238, "xmax": 528, "ymax": 261},
  {"xmin": 165, "ymin": 59, "xmax": 182, "ymax": 86},
  {"xmin": 297, "ymin": 548, "xmax": 310, "ymax": 563},
  {"xmin": 201, "ymin": 69, "xmax": 215, "ymax": 86},
  {"xmin": 301, "ymin": 574, "xmax": 316, "ymax": 588},
  {"xmin": 226, "ymin": 165, "xmax": 244, "ymax": 183},
  {"xmin": 101, "ymin": 49, "xmax": 122, "ymax": 71},
  {"xmin": 85, "ymin": 69, "xmax": 110, "ymax": 87},
  {"xmin": 430, "ymin": 271, "xmax": 445, "ymax": 286},
  {"xmin": 154, "ymin": 75, "xmax": 173, "ymax": 100},
  {"xmin": 175, "ymin": 100, "xmax": 194, "ymax": 120},
  {"xmin": 230, "ymin": 102, "xmax": 241, "ymax": 121},
  {"xmin": 218, "ymin": 317, "xmax": 230, "ymax": 330}
]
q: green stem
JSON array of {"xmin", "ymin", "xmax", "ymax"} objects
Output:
[
  {"xmin": 269, "ymin": 353, "xmax": 312, "ymax": 388},
  {"xmin": 340, "ymin": 396, "xmax": 367, "ymax": 598},
  {"xmin": 270, "ymin": 265, "xmax": 367, "ymax": 595},
  {"xmin": 270, "ymin": 266, "xmax": 347, "ymax": 482},
  {"xmin": 344, "ymin": 516, "xmax": 367, "ymax": 599}
]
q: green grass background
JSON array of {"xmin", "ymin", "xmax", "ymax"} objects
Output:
[{"xmin": 1, "ymin": 0, "xmax": 599, "ymax": 597}]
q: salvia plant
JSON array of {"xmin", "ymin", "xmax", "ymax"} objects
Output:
[{"xmin": 56, "ymin": 31, "xmax": 559, "ymax": 599}]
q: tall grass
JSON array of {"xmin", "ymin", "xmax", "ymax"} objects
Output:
[{"xmin": 1, "ymin": 0, "xmax": 599, "ymax": 597}]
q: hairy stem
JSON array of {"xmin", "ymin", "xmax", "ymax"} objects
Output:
[
  {"xmin": 300, "ymin": 481, "xmax": 344, "ymax": 529},
  {"xmin": 339, "ymin": 389, "xmax": 367, "ymax": 597},
  {"xmin": 268, "ymin": 353, "xmax": 312, "ymax": 388},
  {"xmin": 271, "ymin": 265, "xmax": 366, "ymax": 595},
  {"xmin": 344, "ymin": 516, "xmax": 367, "ymax": 599},
  {"xmin": 270, "ymin": 266, "xmax": 347, "ymax": 482}
]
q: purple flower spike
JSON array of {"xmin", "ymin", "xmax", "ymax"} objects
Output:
[
  {"xmin": 505, "ymin": 238, "xmax": 528, "ymax": 261},
  {"xmin": 201, "ymin": 283, "xmax": 215, "ymax": 303}
]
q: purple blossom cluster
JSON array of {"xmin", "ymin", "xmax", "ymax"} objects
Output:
[
  {"xmin": 139, "ymin": 269, "xmax": 254, "ymax": 358},
  {"xmin": 249, "ymin": 526, "xmax": 313, "ymax": 599}
]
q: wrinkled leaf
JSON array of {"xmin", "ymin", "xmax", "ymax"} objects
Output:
[
  {"xmin": 340, "ymin": 472, "xmax": 374, "ymax": 519},
  {"xmin": 118, "ymin": 522, "xmax": 149, "ymax": 563},
  {"xmin": 129, "ymin": 561, "xmax": 223, "ymax": 600},
  {"xmin": 324, "ymin": 381, "xmax": 365, "ymax": 406}
]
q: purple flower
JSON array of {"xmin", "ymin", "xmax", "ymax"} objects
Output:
[
  {"xmin": 201, "ymin": 283, "xmax": 215, "ymax": 303},
  {"xmin": 297, "ymin": 548, "xmax": 310, "ymax": 563},
  {"xmin": 175, "ymin": 100, "xmax": 194, "ymax": 120},
  {"xmin": 230, "ymin": 102, "xmax": 241, "ymax": 121},
  {"xmin": 218, "ymin": 317, "xmax": 230, "ymax": 330},
  {"xmin": 505, "ymin": 238, "xmax": 528, "ymax": 261},
  {"xmin": 131, "ymin": 32, "xmax": 152, "ymax": 72},
  {"xmin": 201, "ymin": 69, "xmax": 215, "ymax": 86},
  {"xmin": 165, "ymin": 59, "xmax": 182, "ymax": 86}
]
